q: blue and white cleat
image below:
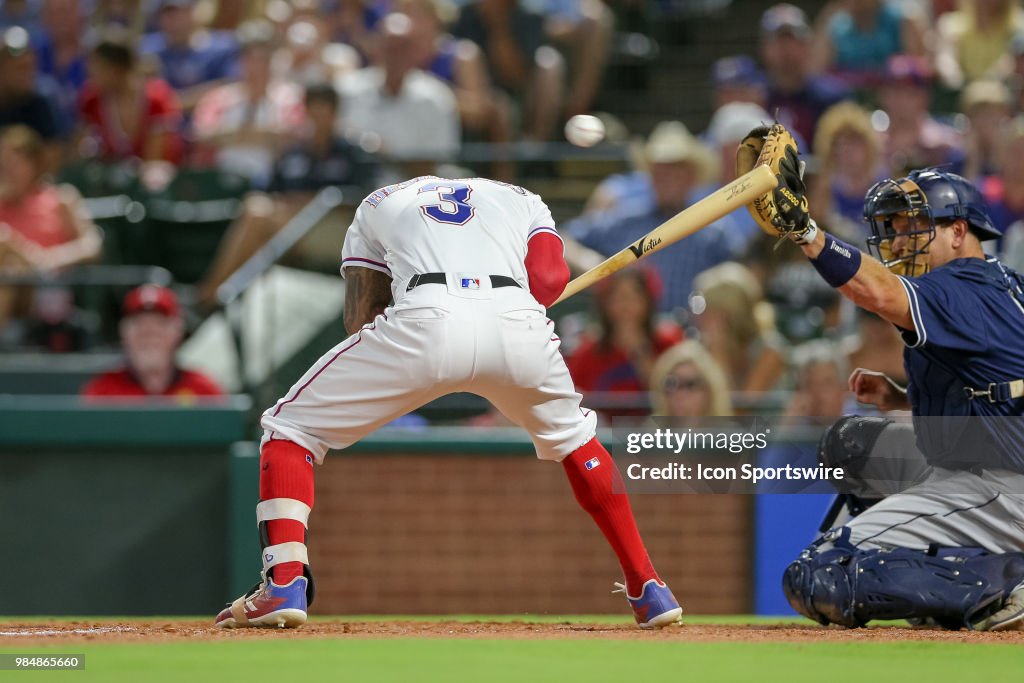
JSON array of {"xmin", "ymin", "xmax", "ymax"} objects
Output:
[
  {"xmin": 614, "ymin": 579, "xmax": 683, "ymax": 629},
  {"xmin": 215, "ymin": 575, "xmax": 308, "ymax": 629}
]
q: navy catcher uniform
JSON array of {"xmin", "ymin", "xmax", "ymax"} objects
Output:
[{"xmin": 766, "ymin": 162, "xmax": 1024, "ymax": 630}]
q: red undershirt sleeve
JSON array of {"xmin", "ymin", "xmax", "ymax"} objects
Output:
[{"xmin": 525, "ymin": 231, "xmax": 570, "ymax": 307}]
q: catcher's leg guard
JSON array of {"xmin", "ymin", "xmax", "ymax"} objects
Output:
[
  {"xmin": 817, "ymin": 416, "xmax": 892, "ymax": 479},
  {"xmin": 783, "ymin": 529, "xmax": 1024, "ymax": 629},
  {"xmin": 815, "ymin": 417, "xmax": 891, "ymax": 532},
  {"xmin": 819, "ymin": 416, "xmax": 931, "ymax": 497},
  {"xmin": 816, "ymin": 417, "xmax": 935, "ymax": 533}
]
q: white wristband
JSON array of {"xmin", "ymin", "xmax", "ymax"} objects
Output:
[{"xmin": 788, "ymin": 218, "xmax": 819, "ymax": 245}]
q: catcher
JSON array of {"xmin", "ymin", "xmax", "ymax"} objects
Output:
[{"xmin": 740, "ymin": 125, "xmax": 1024, "ymax": 630}]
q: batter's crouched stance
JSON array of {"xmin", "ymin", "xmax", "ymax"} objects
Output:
[
  {"xmin": 759, "ymin": 143, "xmax": 1024, "ymax": 631},
  {"xmin": 215, "ymin": 177, "xmax": 681, "ymax": 629}
]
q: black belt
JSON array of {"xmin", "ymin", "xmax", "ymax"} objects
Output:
[{"xmin": 406, "ymin": 273, "xmax": 522, "ymax": 291}]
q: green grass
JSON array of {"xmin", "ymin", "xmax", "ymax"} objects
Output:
[
  {"xmin": 2, "ymin": 617, "xmax": 1021, "ymax": 683},
  {"xmin": 4, "ymin": 639, "xmax": 1024, "ymax": 683}
]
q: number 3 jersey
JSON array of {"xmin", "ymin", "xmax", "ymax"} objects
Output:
[{"xmin": 340, "ymin": 176, "xmax": 560, "ymax": 300}]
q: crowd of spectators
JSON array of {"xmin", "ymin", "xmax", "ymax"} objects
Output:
[
  {"xmin": 0, "ymin": 0, "xmax": 616, "ymax": 363},
  {"xmin": 557, "ymin": 0, "xmax": 1024, "ymax": 419},
  {"xmin": 2, "ymin": 0, "xmax": 1024, "ymax": 412},
  {"xmin": 0, "ymin": 0, "xmax": 624, "ymax": 327}
]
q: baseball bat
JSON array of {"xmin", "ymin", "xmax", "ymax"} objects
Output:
[{"xmin": 552, "ymin": 163, "xmax": 777, "ymax": 306}]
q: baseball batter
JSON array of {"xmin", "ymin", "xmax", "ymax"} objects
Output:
[
  {"xmin": 215, "ymin": 176, "xmax": 682, "ymax": 629},
  {"xmin": 753, "ymin": 135, "xmax": 1024, "ymax": 630}
]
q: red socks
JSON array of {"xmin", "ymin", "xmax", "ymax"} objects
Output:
[
  {"xmin": 562, "ymin": 438, "xmax": 659, "ymax": 596},
  {"xmin": 259, "ymin": 440, "xmax": 315, "ymax": 584},
  {"xmin": 258, "ymin": 437, "xmax": 658, "ymax": 595}
]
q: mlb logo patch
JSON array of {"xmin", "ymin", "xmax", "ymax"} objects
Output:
[
  {"xmin": 460, "ymin": 278, "xmax": 481, "ymax": 290},
  {"xmin": 584, "ymin": 457, "xmax": 601, "ymax": 470}
]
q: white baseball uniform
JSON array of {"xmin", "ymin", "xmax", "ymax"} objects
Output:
[{"xmin": 260, "ymin": 176, "xmax": 598, "ymax": 463}]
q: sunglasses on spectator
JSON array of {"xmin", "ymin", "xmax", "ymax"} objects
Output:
[{"xmin": 664, "ymin": 375, "xmax": 706, "ymax": 393}]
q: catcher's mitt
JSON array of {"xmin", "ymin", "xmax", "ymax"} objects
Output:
[{"xmin": 736, "ymin": 123, "xmax": 816, "ymax": 243}]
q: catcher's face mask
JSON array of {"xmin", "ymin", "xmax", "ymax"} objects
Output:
[{"xmin": 864, "ymin": 177, "xmax": 935, "ymax": 277}]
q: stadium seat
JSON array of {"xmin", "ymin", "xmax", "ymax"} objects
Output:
[
  {"xmin": 144, "ymin": 169, "xmax": 250, "ymax": 284},
  {"xmin": 57, "ymin": 160, "xmax": 140, "ymax": 198},
  {"xmin": 56, "ymin": 161, "xmax": 150, "ymax": 266}
]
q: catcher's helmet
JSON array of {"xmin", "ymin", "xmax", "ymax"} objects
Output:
[{"xmin": 863, "ymin": 169, "xmax": 998, "ymax": 277}]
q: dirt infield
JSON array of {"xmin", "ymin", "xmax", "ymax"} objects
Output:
[{"xmin": 3, "ymin": 620, "xmax": 1024, "ymax": 646}]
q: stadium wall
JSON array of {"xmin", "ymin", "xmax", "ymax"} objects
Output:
[{"xmin": 2, "ymin": 411, "xmax": 752, "ymax": 615}]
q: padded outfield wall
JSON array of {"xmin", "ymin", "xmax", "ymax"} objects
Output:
[{"xmin": 2, "ymin": 406, "xmax": 753, "ymax": 615}]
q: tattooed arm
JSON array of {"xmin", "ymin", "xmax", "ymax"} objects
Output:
[{"xmin": 344, "ymin": 267, "xmax": 393, "ymax": 334}]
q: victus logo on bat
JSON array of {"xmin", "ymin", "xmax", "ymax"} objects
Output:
[{"xmin": 628, "ymin": 236, "xmax": 662, "ymax": 259}]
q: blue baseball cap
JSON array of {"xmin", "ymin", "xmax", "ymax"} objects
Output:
[{"xmin": 712, "ymin": 55, "xmax": 767, "ymax": 90}]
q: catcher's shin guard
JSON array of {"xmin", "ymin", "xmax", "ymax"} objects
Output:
[{"xmin": 783, "ymin": 529, "xmax": 1024, "ymax": 629}]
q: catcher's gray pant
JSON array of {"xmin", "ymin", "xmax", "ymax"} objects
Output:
[{"xmin": 835, "ymin": 422, "xmax": 1024, "ymax": 553}]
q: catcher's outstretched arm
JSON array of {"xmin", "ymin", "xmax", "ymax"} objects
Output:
[
  {"xmin": 799, "ymin": 231, "xmax": 913, "ymax": 330},
  {"xmin": 738, "ymin": 123, "xmax": 913, "ymax": 331}
]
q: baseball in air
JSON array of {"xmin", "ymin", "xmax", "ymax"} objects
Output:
[{"xmin": 564, "ymin": 114, "xmax": 606, "ymax": 147}]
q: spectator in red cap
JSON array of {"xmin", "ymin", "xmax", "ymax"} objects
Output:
[
  {"xmin": 566, "ymin": 266, "xmax": 683, "ymax": 418},
  {"xmin": 81, "ymin": 284, "xmax": 224, "ymax": 399}
]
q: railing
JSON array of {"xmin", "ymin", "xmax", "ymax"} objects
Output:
[
  {"xmin": 579, "ymin": 391, "xmax": 792, "ymax": 415},
  {"xmin": 0, "ymin": 265, "xmax": 174, "ymax": 352},
  {"xmin": 211, "ymin": 186, "xmax": 353, "ymax": 401},
  {"xmin": 81, "ymin": 195, "xmax": 146, "ymax": 223},
  {"xmin": 213, "ymin": 185, "xmax": 352, "ymax": 308},
  {"xmin": 437, "ymin": 141, "xmax": 631, "ymax": 165},
  {"xmin": 0, "ymin": 264, "xmax": 172, "ymax": 288}
]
